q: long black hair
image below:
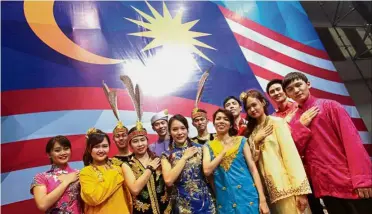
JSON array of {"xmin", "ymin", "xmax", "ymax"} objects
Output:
[
  {"xmin": 83, "ymin": 129, "xmax": 111, "ymax": 166},
  {"xmin": 168, "ymin": 114, "xmax": 193, "ymax": 152},
  {"xmin": 212, "ymin": 109, "xmax": 238, "ymax": 136},
  {"xmin": 241, "ymin": 89, "xmax": 269, "ymax": 137}
]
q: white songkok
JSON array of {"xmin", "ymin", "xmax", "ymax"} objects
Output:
[{"xmin": 151, "ymin": 109, "xmax": 169, "ymax": 124}]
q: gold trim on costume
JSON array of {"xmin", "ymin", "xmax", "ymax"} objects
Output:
[
  {"xmin": 209, "ymin": 136, "xmax": 242, "ymax": 171},
  {"xmin": 148, "ymin": 173, "xmax": 161, "ymax": 214},
  {"xmin": 265, "ymin": 177, "xmax": 312, "ymax": 203},
  {"xmin": 177, "ymin": 197, "xmax": 192, "ymax": 214},
  {"xmin": 134, "ymin": 199, "xmax": 151, "ymax": 212},
  {"xmin": 132, "ymin": 158, "xmax": 161, "ymax": 214},
  {"xmin": 163, "ymin": 203, "xmax": 172, "ymax": 214},
  {"xmin": 110, "ymin": 157, "xmax": 124, "ymax": 167}
]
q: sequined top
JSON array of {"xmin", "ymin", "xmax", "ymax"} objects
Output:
[
  {"xmin": 30, "ymin": 164, "xmax": 83, "ymax": 214},
  {"xmin": 125, "ymin": 156, "xmax": 171, "ymax": 214},
  {"xmin": 207, "ymin": 136, "xmax": 259, "ymax": 213},
  {"xmin": 249, "ymin": 116, "xmax": 311, "ymax": 203},
  {"xmin": 162, "ymin": 142, "xmax": 216, "ymax": 214}
]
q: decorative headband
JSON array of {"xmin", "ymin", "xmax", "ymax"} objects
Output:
[
  {"xmin": 113, "ymin": 121, "xmax": 128, "ymax": 135},
  {"xmin": 191, "ymin": 108, "xmax": 207, "ymax": 120},
  {"xmin": 127, "ymin": 129, "xmax": 148, "ymax": 143}
]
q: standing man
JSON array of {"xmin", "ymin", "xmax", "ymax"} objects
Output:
[
  {"xmin": 191, "ymin": 108, "xmax": 215, "ymax": 145},
  {"xmin": 149, "ymin": 109, "xmax": 170, "ymax": 156},
  {"xmin": 266, "ymin": 79, "xmax": 298, "ymax": 122},
  {"xmin": 266, "ymin": 79, "xmax": 324, "ymax": 214},
  {"xmin": 223, "ymin": 96, "xmax": 247, "ymax": 136},
  {"xmin": 283, "ymin": 72, "xmax": 372, "ymax": 214},
  {"xmin": 110, "ymin": 121, "xmax": 133, "ymax": 166},
  {"xmin": 102, "ymin": 81, "xmax": 132, "ymax": 166}
]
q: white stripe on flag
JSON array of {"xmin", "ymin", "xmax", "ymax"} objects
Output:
[
  {"xmin": 1, "ymin": 110, "xmax": 216, "ymax": 144},
  {"xmin": 225, "ymin": 18, "xmax": 337, "ymax": 72},
  {"xmin": 242, "ymin": 47, "xmax": 350, "ymax": 96}
]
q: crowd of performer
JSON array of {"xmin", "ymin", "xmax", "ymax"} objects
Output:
[{"xmin": 30, "ymin": 72, "xmax": 372, "ymax": 214}]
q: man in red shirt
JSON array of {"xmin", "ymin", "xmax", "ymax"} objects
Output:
[
  {"xmin": 283, "ymin": 72, "xmax": 372, "ymax": 214},
  {"xmin": 266, "ymin": 79, "xmax": 324, "ymax": 214},
  {"xmin": 266, "ymin": 79, "xmax": 298, "ymax": 122},
  {"xmin": 223, "ymin": 96, "xmax": 247, "ymax": 136}
]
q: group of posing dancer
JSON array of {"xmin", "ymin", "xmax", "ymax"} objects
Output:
[{"xmin": 30, "ymin": 72, "xmax": 372, "ymax": 214}]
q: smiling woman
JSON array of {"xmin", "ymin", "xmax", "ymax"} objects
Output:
[
  {"xmin": 202, "ymin": 109, "xmax": 269, "ymax": 214},
  {"xmin": 79, "ymin": 128, "xmax": 132, "ymax": 214},
  {"xmin": 30, "ymin": 135, "xmax": 83, "ymax": 214},
  {"xmin": 161, "ymin": 114, "xmax": 216, "ymax": 214}
]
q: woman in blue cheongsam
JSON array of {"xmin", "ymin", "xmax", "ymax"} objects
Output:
[{"xmin": 161, "ymin": 114, "xmax": 216, "ymax": 214}]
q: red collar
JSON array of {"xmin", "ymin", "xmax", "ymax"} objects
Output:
[{"xmin": 299, "ymin": 95, "xmax": 317, "ymax": 109}]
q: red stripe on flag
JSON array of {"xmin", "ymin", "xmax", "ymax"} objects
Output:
[
  {"xmin": 1, "ymin": 134, "xmax": 159, "ymax": 173},
  {"xmin": 365, "ymin": 144, "xmax": 372, "ymax": 156},
  {"xmin": 1, "ymin": 87, "xmax": 220, "ymax": 117},
  {"xmin": 351, "ymin": 118, "xmax": 368, "ymax": 132},
  {"xmin": 234, "ymin": 33, "xmax": 342, "ymax": 82},
  {"xmin": 1, "ymin": 199, "xmax": 39, "ymax": 214},
  {"xmin": 219, "ymin": 6, "xmax": 330, "ymax": 60},
  {"xmin": 248, "ymin": 63, "xmax": 356, "ymax": 106}
]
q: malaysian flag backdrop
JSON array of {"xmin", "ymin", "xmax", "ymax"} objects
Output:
[{"xmin": 1, "ymin": 1, "xmax": 371, "ymax": 213}]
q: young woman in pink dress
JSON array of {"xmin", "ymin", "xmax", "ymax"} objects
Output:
[{"xmin": 30, "ymin": 135, "xmax": 83, "ymax": 214}]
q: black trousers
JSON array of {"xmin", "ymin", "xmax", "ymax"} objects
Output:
[
  {"xmin": 323, "ymin": 196, "xmax": 372, "ymax": 214},
  {"xmin": 307, "ymin": 193, "xmax": 324, "ymax": 214}
]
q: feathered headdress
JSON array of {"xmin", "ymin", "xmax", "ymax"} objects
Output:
[
  {"xmin": 102, "ymin": 81, "xmax": 128, "ymax": 135},
  {"xmin": 192, "ymin": 66, "xmax": 213, "ymax": 119},
  {"xmin": 120, "ymin": 75, "xmax": 147, "ymax": 142}
]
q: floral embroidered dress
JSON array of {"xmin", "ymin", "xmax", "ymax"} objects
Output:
[
  {"xmin": 30, "ymin": 164, "xmax": 83, "ymax": 214},
  {"xmin": 162, "ymin": 142, "xmax": 216, "ymax": 214},
  {"xmin": 207, "ymin": 136, "xmax": 259, "ymax": 214},
  {"xmin": 125, "ymin": 156, "xmax": 171, "ymax": 214}
]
